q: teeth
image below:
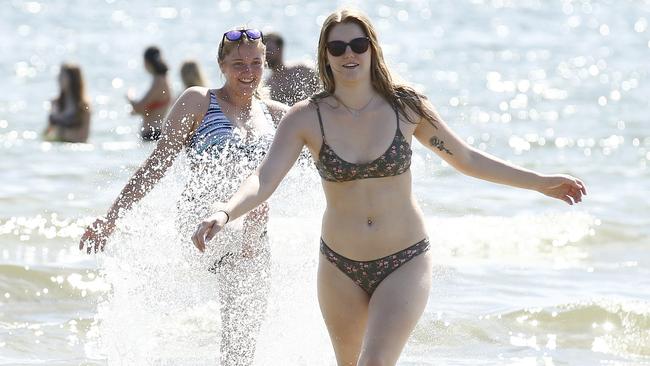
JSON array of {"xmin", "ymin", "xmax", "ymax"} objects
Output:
[{"xmin": 343, "ymin": 63, "xmax": 358, "ymax": 68}]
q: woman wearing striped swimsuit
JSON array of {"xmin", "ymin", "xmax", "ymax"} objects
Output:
[{"xmin": 80, "ymin": 28, "xmax": 288, "ymax": 365}]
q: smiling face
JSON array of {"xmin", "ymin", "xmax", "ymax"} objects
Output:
[
  {"xmin": 219, "ymin": 41, "xmax": 265, "ymax": 96},
  {"xmin": 325, "ymin": 22, "xmax": 372, "ymax": 86}
]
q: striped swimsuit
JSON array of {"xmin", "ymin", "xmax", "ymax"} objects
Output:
[
  {"xmin": 188, "ymin": 89, "xmax": 273, "ymax": 155},
  {"xmin": 184, "ymin": 89, "xmax": 274, "ymax": 273}
]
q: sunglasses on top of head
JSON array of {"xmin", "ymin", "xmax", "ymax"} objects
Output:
[
  {"xmin": 222, "ymin": 29, "xmax": 264, "ymax": 43},
  {"xmin": 326, "ymin": 37, "xmax": 370, "ymax": 57}
]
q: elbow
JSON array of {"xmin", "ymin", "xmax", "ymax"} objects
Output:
[
  {"xmin": 256, "ymin": 169, "xmax": 281, "ymax": 201},
  {"xmin": 451, "ymin": 148, "xmax": 479, "ymax": 176},
  {"xmin": 257, "ymin": 174, "xmax": 276, "ymax": 201}
]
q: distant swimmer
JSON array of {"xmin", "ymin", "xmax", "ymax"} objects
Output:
[
  {"xmin": 80, "ymin": 27, "xmax": 288, "ymax": 366},
  {"xmin": 127, "ymin": 46, "xmax": 172, "ymax": 141},
  {"xmin": 265, "ymin": 32, "xmax": 321, "ymax": 105},
  {"xmin": 44, "ymin": 63, "xmax": 91, "ymax": 143},
  {"xmin": 180, "ymin": 59, "xmax": 207, "ymax": 89}
]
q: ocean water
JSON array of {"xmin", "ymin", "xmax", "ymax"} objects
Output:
[{"xmin": 1, "ymin": 0, "xmax": 649, "ymax": 365}]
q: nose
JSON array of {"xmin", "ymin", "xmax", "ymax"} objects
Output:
[
  {"xmin": 240, "ymin": 64, "xmax": 252, "ymax": 73},
  {"xmin": 342, "ymin": 45, "xmax": 355, "ymax": 57}
]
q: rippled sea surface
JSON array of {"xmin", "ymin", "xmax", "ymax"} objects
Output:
[{"xmin": 1, "ymin": 0, "xmax": 649, "ymax": 365}]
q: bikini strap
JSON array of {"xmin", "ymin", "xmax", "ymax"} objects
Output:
[
  {"xmin": 259, "ymin": 99, "xmax": 274, "ymax": 123},
  {"xmin": 394, "ymin": 105, "xmax": 401, "ymax": 134},
  {"xmin": 208, "ymin": 89, "xmax": 221, "ymax": 110},
  {"xmin": 393, "ymin": 107, "xmax": 399, "ymax": 129},
  {"xmin": 315, "ymin": 102, "xmax": 326, "ymax": 140}
]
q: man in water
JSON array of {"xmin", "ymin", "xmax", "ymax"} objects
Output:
[{"xmin": 265, "ymin": 32, "xmax": 321, "ymax": 106}]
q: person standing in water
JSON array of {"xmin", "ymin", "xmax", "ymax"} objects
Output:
[
  {"xmin": 80, "ymin": 28, "xmax": 287, "ymax": 365},
  {"xmin": 192, "ymin": 9, "xmax": 587, "ymax": 366},
  {"xmin": 180, "ymin": 60, "xmax": 207, "ymax": 88},
  {"xmin": 127, "ymin": 46, "xmax": 172, "ymax": 141},
  {"xmin": 44, "ymin": 63, "xmax": 91, "ymax": 143},
  {"xmin": 265, "ymin": 32, "xmax": 321, "ymax": 106}
]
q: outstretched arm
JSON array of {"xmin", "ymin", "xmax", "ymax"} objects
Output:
[
  {"xmin": 191, "ymin": 104, "xmax": 307, "ymax": 252},
  {"xmin": 413, "ymin": 99, "xmax": 587, "ymax": 205},
  {"xmin": 80, "ymin": 88, "xmax": 205, "ymax": 253}
]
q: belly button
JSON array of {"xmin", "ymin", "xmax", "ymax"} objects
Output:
[{"xmin": 367, "ymin": 217, "xmax": 373, "ymax": 226}]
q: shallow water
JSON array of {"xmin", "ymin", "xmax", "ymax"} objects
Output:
[{"xmin": 1, "ymin": 0, "xmax": 649, "ymax": 365}]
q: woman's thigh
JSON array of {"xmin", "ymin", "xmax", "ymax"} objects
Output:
[
  {"xmin": 317, "ymin": 256, "xmax": 370, "ymax": 366},
  {"xmin": 359, "ymin": 250, "xmax": 433, "ymax": 366}
]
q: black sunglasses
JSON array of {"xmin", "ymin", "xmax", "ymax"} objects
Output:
[{"xmin": 326, "ymin": 37, "xmax": 370, "ymax": 57}]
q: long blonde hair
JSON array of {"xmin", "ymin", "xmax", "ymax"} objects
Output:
[{"xmin": 313, "ymin": 8, "xmax": 438, "ymax": 125}]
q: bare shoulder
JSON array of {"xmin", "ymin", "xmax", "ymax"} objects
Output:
[
  {"xmin": 173, "ymin": 86, "xmax": 211, "ymax": 111},
  {"xmin": 278, "ymin": 99, "xmax": 319, "ymax": 133},
  {"xmin": 179, "ymin": 86, "xmax": 210, "ymax": 101},
  {"xmin": 399, "ymin": 94, "xmax": 440, "ymax": 124},
  {"xmin": 153, "ymin": 76, "xmax": 171, "ymax": 89},
  {"xmin": 286, "ymin": 99, "xmax": 318, "ymax": 119},
  {"xmin": 165, "ymin": 86, "xmax": 212, "ymax": 133}
]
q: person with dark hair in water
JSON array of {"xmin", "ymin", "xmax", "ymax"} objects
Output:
[
  {"xmin": 265, "ymin": 32, "xmax": 320, "ymax": 106},
  {"xmin": 44, "ymin": 63, "xmax": 91, "ymax": 143},
  {"xmin": 81, "ymin": 28, "xmax": 287, "ymax": 365},
  {"xmin": 193, "ymin": 8, "xmax": 587, "ymax": 366},
  {"xmin": 127, "ymin": 46, "xmax": 172, "ymax": 141}
]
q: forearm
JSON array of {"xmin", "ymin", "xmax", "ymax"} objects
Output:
[
  {"xmin": 106, "ymin": 153, "xmax": 174, "ymax": 221},
  {"xmin": 458, "ymin": 148, "xmax": 544, "ymax": 191}
]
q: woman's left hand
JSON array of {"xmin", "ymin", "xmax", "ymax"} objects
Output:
[{"xmin": 536, "ymin": 174, "xmax": 587, "ymax": 205}]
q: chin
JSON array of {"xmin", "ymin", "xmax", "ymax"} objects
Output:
[
  {"xmin": 336, "ymin": 66, "xmax": 369, "ymax": 81},
  {"xmin": 338, "ymin": 71, "xmax": 366, "ymax": 83}
]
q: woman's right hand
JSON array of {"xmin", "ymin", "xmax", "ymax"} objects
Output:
[
  {"xmin": 191, "ymin": 211, "xmax": 229, "ymax": 253},
  {"xmin": 79, "ymin": 217, "xmax": 116, "ymax": 254}
]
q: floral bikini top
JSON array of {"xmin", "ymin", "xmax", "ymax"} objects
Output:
[{"xmin": 314, "ymin": 103, "xmax": 412, "ymax": 182}]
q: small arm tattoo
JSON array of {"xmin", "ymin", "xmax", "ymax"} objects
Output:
[{"xmin": 429, "ymin": 136, "xmax": 453, "ymax": 155}]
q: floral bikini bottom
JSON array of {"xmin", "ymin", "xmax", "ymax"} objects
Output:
[{"xmin": 320, "ymin": 238, "xmax": 430, "ymax": 296}]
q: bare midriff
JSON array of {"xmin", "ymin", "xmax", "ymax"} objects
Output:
[{"xmin": 319, "ymin": 170, "xmax": 428, "ymax": 261}]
